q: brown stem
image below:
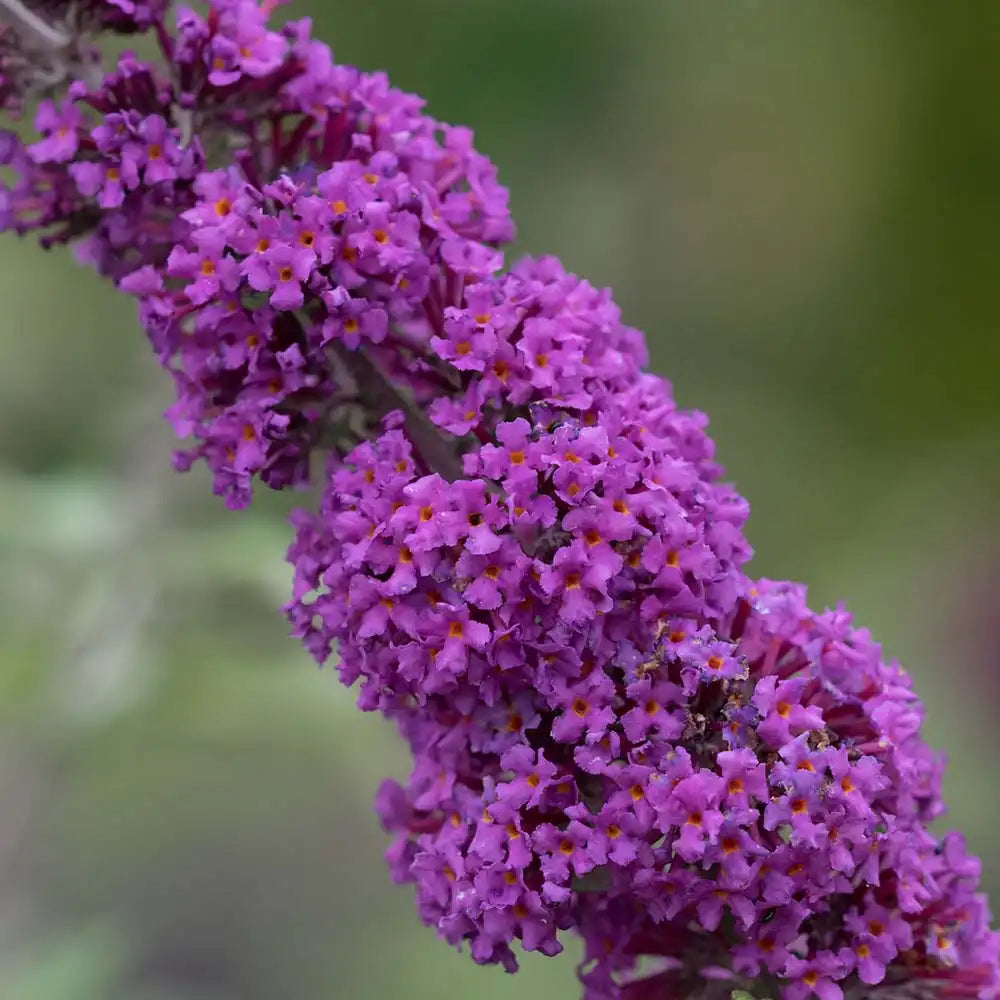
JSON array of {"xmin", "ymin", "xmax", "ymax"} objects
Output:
[
  {"xmin": 0, "ymin": 0, "xmax": 69, "ymax": 51},
  {"xmin": 330, "ymin": 342, "xmax": 463, "ymax": 482}
]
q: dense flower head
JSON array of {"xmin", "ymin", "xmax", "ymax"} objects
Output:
[
  {"xmin": 0, "ymin": 2, "xmax": 997, "ymax": 998},
  {"xmin": 3, "ymin": 0, "xmax": 512, "ymax": 506},
  {"xmin": 286, "ymin": 255, "xmax": 751, "ymax": 697},
  {"xmin": 286, "ymin": 257, "xmax": 999, "ymax": 996}
]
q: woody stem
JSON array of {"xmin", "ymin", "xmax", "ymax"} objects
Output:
[{"xmin": 0, "ymin": 0, "xmax": 69, "ymax": 51}]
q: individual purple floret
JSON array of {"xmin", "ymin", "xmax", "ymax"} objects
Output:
[{"xmin": 0, "ymin": 1, "xmax": 996, "ymax": 998}]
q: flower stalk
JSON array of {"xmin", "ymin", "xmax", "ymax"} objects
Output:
[{"xmin": 0, "ymin": 0, "xmax": 68, "ymax": 51}]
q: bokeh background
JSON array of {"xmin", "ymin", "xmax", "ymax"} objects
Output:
[{"xmin": 2, "ymin": 2, "xmax": 999, "ymax": 997}]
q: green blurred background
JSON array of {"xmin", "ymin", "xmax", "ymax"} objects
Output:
[{"xmin": 2, "ymin": 2, "xmax": 999, "ymax": 997}]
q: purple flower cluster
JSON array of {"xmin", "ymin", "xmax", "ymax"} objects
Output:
[
  {"xmin": 3, "ymin": 0, "xmax": 510, "ymax": 505},
  {"xmin": 566, "ymin": 582, "xmax": 997, "ymax": 1000},
  {"xmin": 1, "ymin": 2, "xmax": 997, "ymax": 998},
  {"xmin": 286, "ymin": 262, "xmax": 998, "ymax": 997}
]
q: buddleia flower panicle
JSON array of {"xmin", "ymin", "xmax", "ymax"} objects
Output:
[{"xmin": 1, "ymin": 2, "xmax": 996, "ymax": 998}]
